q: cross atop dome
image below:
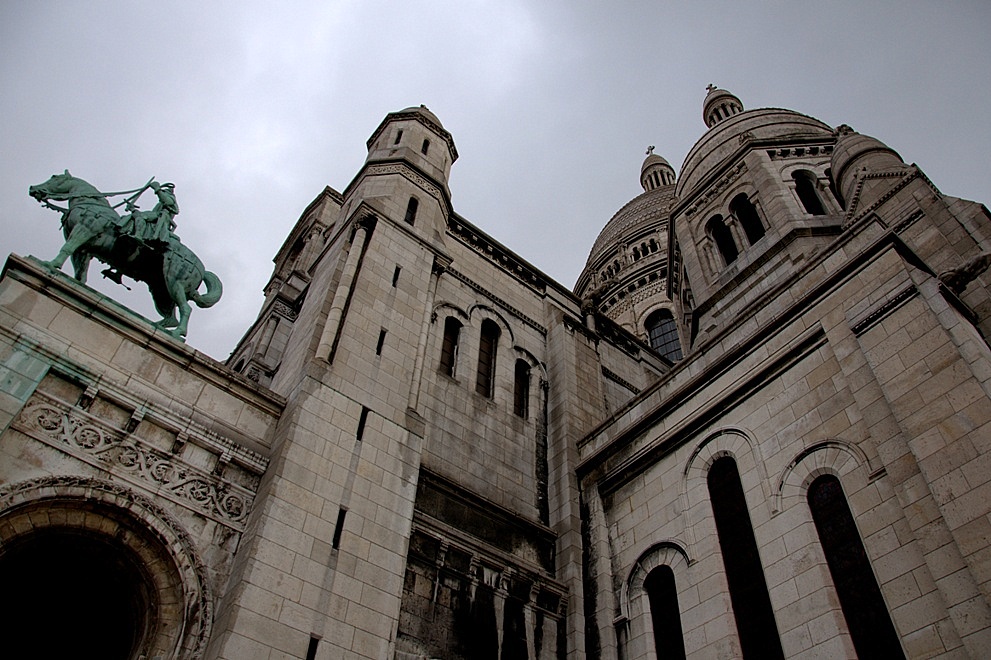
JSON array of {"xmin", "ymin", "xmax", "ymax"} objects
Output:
[{"xmin": 702, "ymin": 85, "xmax": 744, "ymax": 128}]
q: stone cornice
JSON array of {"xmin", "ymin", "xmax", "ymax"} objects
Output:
[
  {"xmin": 445, "ymin": 267, "xmax": 547, "ymax": 336},
  {"xmin": 448, "ymin": 216, "xmax": 548, "ymax": 293}
]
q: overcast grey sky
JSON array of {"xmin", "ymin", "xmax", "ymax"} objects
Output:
[{"xmin": 2, "ymin": 1, "xmax": 989, "ymax": 359}]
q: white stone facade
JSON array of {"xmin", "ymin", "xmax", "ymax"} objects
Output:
[{"xmin": 1, "ymin": 92, "xmax": 991, "ymax": 659}]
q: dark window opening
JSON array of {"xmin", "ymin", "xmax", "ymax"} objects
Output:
[
  {"xmin": 393, "ymin": 129, "xmax": 403, "ymax": 145},
  {"xmin": 793, "ymin": 171, "xmax": 827, "ymax": 215},
  {"xmin": 404, "ymin": 197, "xmax": 419, "ymax": 225},
  {"xmin": 421, "ymin": 139, "xmax": 430, "ymax": 155},
  {"xmin": 306, "ymin": 636, "xmax": 320, "ymax": 660},
  {"xmin": 376, "ymin": 329, "xmax": 386, "ymax": 356},
  {"xmin": 392, "ymin": 266, "xmax": 401, "ymax": 287},
  {"xmin": 708, "ymin": 457, "xmax": 784, "ymax": 659},
  {"xmin": 356, "ymin": 406, "xmax": 369, "ymax": 441},
  {"xmin": 645, "ymin": 565, "xmax": 686, "ymax": 660},
  {"xmin": 809, "ymin": 475, "xmax": 904, "ymax": 659},
  {"xmin": 439, "ymin": 317, "xmax": 462, "ymax": 377},
  {"xmin": 730, "ymin": 193, "xmax": 766, "ymax": 245},
  {"xmin": 645, "ymin": 309, "xmax": 683, "ymax": 362},
  {"xmin": 707, "ymin": 215, "xmax": 738, "ymax": 265},
  {"xmin": 332, "ymin": 507, "xmax": 347, "ymax": 549},
  {"xmin": 514, "ymin": 359, "xmax": 530, "ymax": 418},
  {"xmin": 476, "ymin": 319, "xmax": 500, "ymax": 398}
]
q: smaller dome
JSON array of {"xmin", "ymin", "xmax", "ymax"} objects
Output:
[
  {"xmin": 641, "ymin": 152, "xmax": 671, "ymax": 173},
  {"xmin": 400, "ymin": 104, "xmax": 444, "ymax": 129},
  {"xmin": 829, "ymin": 125, "xmax": 905, "ymax": 207},
  {"xmin": 703, "ymin": 85, "xmax": 744, "ymax": 128},
  {"xmin": 640, "ymin": 148, "xmax": 676, "ymax": 192}
]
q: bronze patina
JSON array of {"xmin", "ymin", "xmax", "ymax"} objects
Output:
[{"xmin": 29, "ymin": 171, "xmax": 222, "ymax": 340}]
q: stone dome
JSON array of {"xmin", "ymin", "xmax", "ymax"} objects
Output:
[
  {"xmin": 640, "ymin": 151, "xmax": 676, "ymax": 192},
  {"xmin": 702, "ymin": 86, "xmax": 744, "ymax": 128},
  {"xmin": 400, "ymin": 104, "xmax": 444, "ymax": 129},
  {"xmin": 641, "ymin": 153, "xmax": 671, "ymax": 173},
  {"xmin": 829, "ymin": 125, "xmax": 904, "ymax": 205},
  {"xmin": 575, "ymin": 185, "xmax": 676, "ymax": 298},
  {"xmin": 676, "ymin": 107, "xmax": 835, "ymax": 199}
]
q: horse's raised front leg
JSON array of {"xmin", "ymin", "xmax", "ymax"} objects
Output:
[{"xmin": 44, "ymin": 225, "xmax": 95, "ymax": 277}]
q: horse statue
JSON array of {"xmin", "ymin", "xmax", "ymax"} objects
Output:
[{"xmin": 29, "ymin": 170, "xmax": 222, "ymax": 341}]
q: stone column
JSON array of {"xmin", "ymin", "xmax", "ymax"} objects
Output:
[
  {"xmin": 407, "ymin": 256, "xmax": 449, "ymax": 411},
  {"xmin": 316, "ymin": 215, "xmax": 374, "ymax": 361}
]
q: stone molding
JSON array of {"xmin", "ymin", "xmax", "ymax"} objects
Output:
[
  {"xmin": 446, "ymin": 267, "xmax": 547, "ymax": 336},
  {"xmin": 448, "ymin": 217, "xmax": 548, "ymax": 292},
  {"xmin": 0, "ymin": 474, "xmax": 213, "ymax": 659},
  {"xmin": 13, "ymin": 389, "xmax": 260, "ymax": 530}
]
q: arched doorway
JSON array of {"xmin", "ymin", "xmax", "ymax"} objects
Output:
[
  {"xmin": 0, "ymin": 477, "xmax": 213, "ymax": 659},
  {"xmin": 0, "ymin": 528, "xmax": 158, "ymax": 658}
]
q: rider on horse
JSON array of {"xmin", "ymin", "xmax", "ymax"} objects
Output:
[{"xmin": 122, "ymin": 181, "xmax": 179, "ymax": 247}]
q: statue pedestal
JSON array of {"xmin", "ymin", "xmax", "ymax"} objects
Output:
[{"xmin": 0, "ymin": 253, "xmax": 281, "ymax": 659}]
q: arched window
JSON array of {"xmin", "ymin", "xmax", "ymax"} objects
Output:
[
  {"xmin": 645, "ymin": 309, "xmax": 682, "ymax": 362},
  {"xmin": 476, "ymin": 319, "xmax": 500, "ymax": 398},
  {"xmin": 793, "ymin": 171, "xmax": 827, "ymax": 215},
  {"xmin": 706, "ymin": 214, "xmax": 738, "ymax": 266},
  {"xmin": 632, "ymin": 247, "xmax": 641, "ymax": 261},
  {"xmin": 513, "ymin": 359, "xmax": 530, "ymax": 418},
  {"xmin": 808, "ymin": 475, "xmax": 904, "ymax": 659},
  {"xmin": 439, "ymin": 316, "xmax": 461, "ymax": 377},
  {"xmin": 644, "ymin": 565, "xmax": 686, "ymax": 660},
  {"xmin": 730, "ymin": 193, "xmax": 765, "ymax": 245},
  {"xmin": 708, "ymin": 457, "xmax": 784, "ymax": 659},
  {"xmin": 404, "ymin": 197, "xmax": 419, "ymax": 225}
]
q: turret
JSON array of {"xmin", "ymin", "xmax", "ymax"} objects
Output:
[
  {"xmin": 702, "ymin": 84, "xmax": 744, "ymax": 128},
  {"xmin": 641, "ymin": 148, "xmax": 676, "ymax": 192},
  {"xmin": 365, "ymin": 105, "xmax": 458, "ymax": 192}
]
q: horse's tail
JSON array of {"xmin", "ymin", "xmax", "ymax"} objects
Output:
[{"xmin": 191, "ymin": 271, "xmax": 223, "ymax": 308}]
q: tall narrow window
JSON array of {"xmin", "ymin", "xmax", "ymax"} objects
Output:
[
  {"xmin": 808, "ymin": 475, "xmax": 904, "ymax": 659},
  {"xmin": 708, "ymin": 456, "xmax": 784, "ymax": 659},
  {"xmin": 706, "ymin": 215, "xmax": 738, "ymax": 266},
  {"xmin": 376, "ymin": 329, "xmax": 386, "ymax": 355},
  {"xmin": 730, "ymin": 193, "xmax": 765, "ymax": 245},
  {"xmin": 393, "ymin": 129, "xmax": 403, "ymax": 145},
  {"xmin": 439, "ymin": 317, "xmax": 462, "ymax": 377},
  {"xmin": 404, "ymin": 197, "xmax": 419, "ymax": 225},
  {"xmin": 513, "ymin": 359, "xmax": 530, "ymax": 418},
  {"xmin": 645, "ymin": 309, "xmax": 683, "ymax": 362},
  {"xmin": 305, "ymin": 636, "xmax": 320, "ymax": 660},
  {"xmin": 793, "ymin": 171, "xmax": 827, "ymax": 215},
  {"xmin": 421, "ymin": 139, "xmax": 430, "ymax": 155},
  {"xmin": 645, "ymin": 565, "xmax": 686, "ymax": 660},
  {"xmin": 476, "ymin": 319, "xmax": 500, "ymax": 398}
]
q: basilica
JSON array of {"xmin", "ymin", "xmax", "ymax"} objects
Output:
[{"xmin": 2, "ymin": 88, "xmax": 991, "ymax": 659}]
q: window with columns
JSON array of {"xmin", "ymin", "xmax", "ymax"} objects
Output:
[
  {"xmin": 793, "ymin": 170, "xmax": 827, "ymax": 215},
  {"xmin": 706, "ymin": 214, "xmax": 738, "ymax": 266},
  {"xmin": 730, "ymin": 193, "xmax": 765, "ymax": 245},
  {"xmin": 439, "ymin": 316, "xmax": 461, "ymax": 377}
]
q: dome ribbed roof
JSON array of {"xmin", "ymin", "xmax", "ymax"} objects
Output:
[
  {"xmin": 641, "ymin": 153, "xmax": 671, "ymax": 173},
  {"xmin": 583, "ymin": 185, "xmax": 676, "ymax": 270},
  {"xmin": 676, "ymin": 107, "xmax": 834, "ymax": 199}
]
